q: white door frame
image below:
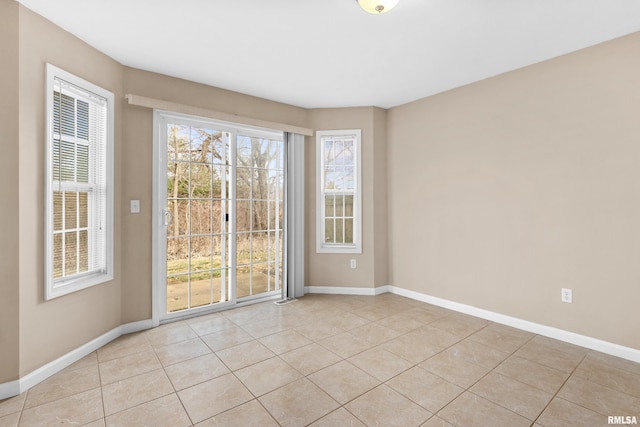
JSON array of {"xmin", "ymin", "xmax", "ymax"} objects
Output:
[{"xmin": 152, "ymin": 110, "xmax": 285, "ymax": 325}]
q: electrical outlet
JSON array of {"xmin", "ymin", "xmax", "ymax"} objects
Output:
[
  {"xmin": 561, "ymin": 288, "xmax": 572, "ymax": 303},
  {"xmin": 350, "ymin": 259, "xmax": 357, "ymax": 269}
]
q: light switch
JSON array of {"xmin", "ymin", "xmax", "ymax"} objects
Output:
[{"xmin": 130, "ymin": 199, "xmax": 140, "ymax": 214}]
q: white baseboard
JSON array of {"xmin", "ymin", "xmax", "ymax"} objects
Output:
[
  {"xmin": 0, "ymin": 380, "xmax": 19, "ymax": 402},
  {"xmin": 304, "ymin": 285, "xmax": 388, "ymax": 296},
  {"xmin": 121, "ymin": 319, "xmax": 155, "ymax": 335},
  {"xmin": 387, "ymin": 286, "xmax": 640, "ymax": 363},
  {"xmin": 0, "ymin": 319, "xmax": 154, "ymax": 401}
]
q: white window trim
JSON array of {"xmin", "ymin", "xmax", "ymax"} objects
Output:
[
  {"xmin": 316, "ymin": 129, "xmax": 362, "ymax": 254},
  {"xmin": 44, "ymin": 64, "xmax": 114, "ymax": 300}
]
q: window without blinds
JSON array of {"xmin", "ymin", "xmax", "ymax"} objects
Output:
[
  {"xmin": 45, "ymin": 64, "xmax": 113, "ymax": 300},
  {"xmin": 316, "ymin": 130, "xmax": 362, "ymax": 254}
]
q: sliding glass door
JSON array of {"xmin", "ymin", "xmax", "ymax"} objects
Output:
[
  {"xmin": 156, "ymin": 113, "xmax": 284, "ymax": 319},
  {"xmin": 235, "ymin": 134, "xmax": 284, "ymax": 300}
]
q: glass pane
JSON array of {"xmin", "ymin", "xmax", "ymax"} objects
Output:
[
  {"xmin": 76, "ymin": 100, "xmax": 89, "ymax": 140},
  {"xmin": 167, "ymin": 161, "xmax": 179, "ymax": 199},
  {"xmin": 167, "ymin": 275, "xmax": 189, "ymax": 312},
  {"xmin": 337, "ymin": 140, "xmax": 354, "ymax": 166},
  {"xmin": 167, "ymin": 237, "xmax": 189, "ymax": 275},
  {"xmin": 236, "ymin": 233, "xmax": 251, "ymax": 265},
  {"xmin": 258, "ymin": 138, "xmax": 270, "ymax": 168},
  {"xmin": 166, "ymin": 200, "xmax": 188, "ymax": 236},
  {"xmin": 211, "ymin": 200, "xmax": 223, "ymax": 234},
  {"xmin": 60, "ymin": 93, "xmax": 75, "ymax": 137},
  {"xmin": 324, "ymin": 139, "xmax": 334, "ymax": 166},
  {"xmin": 53, "ymin": 192, "xmax": 63, "ymax": 231},
  {"xmin": 268, "ymin": 201, "xmax": 277, "ymax": 230},
  {"xmin": 325, "ymin": 219, "xmax": 334, "ymax": 244},
  {"xmin": 64, "ymin": 231, "xmax": 77, "ymax": 275},
  {"xmin": 79, "ymin": 192, "xmax": 88, "ymax": 228},
  {"xmin": 267, "ymin": 170, "xmax": 279, "ymax": 200},
  {"xmin": 334, "ymin": 140, "xmax": 343, "ymax": 166},
  {"xmin": 343, "ymin": 165, "xmax": 354, "ymax": 190},
  {"xmin": 65, "ymin": 192, "xmax": 77, "ymax": 229},
  {"xmin": 335, "ymin": 194, "xmax": 344, "ymax": 217},
  {"xmin": 236, "ymin": 136, "xmax": 252, "ymax": 168},
  {"xmin": 190, "ymin": 163, "xmax": 212, "ymax": 198},
  {"xmin": 236, "ymin": 167, "xmax": 251, "ymax": 199},
  {"xmin": 190, "ymin": 127, "xmax": 212, "ymax": 163},
  {"xmin": 168, "ymin": 125, "xmax": 190, "ymax": 161},
  {"xmin": 324, "ymin": 167, "xmax": 336, "ymax": 190},
  {"xmin": 325, "ymin": 195, "xmax": 335, "ymax": 218},
  {"xmin": 53, "ymin": 233, "xmax": 63, "ymax": 278},
  {"xmin": 75, "ymin": 145, "xmax": 88, "ymax": 183},
  {"xmin": 60, "ymin": 140, "xmax": 75, "ymax": 181},
  {"xmin": 268, "ymin": 262, "xmax": 280, "ymax": 291},
  {"xmin": 190, "ymin": 271, "xmax": 212, "ymax": 308},
  {"xmin": 252, "ymin": 232, "xmax": 268, "ymax": 263},
  {"xmin": 79, "ymin": 230, "xmax": 88, "ymax": 272},
  {"xmin": 268, "ymin": 231, "xmax": 278, "ymax": 261},
  {"xmin": 345, "ymin": 195, "xmax": 354, "ymax": 217},
  {"xmin": 345, "ymin": 218, "xmax": 354, "ymax": 244},
  {"xmin": 190, "ymin": 199, "xmax": 212, "ymax": 235},
  {"xmin": 252, "ymin": 200, "xmax": 268, "ymax": 231},
  {"xmin": 336, "ymin": 218, "xmax": 344, "ymax": 244},
  {"xmin": 211, "ymin": 166, "xmax": 224, "ymax": 199},
  {"xmin": 277, "ymin": 172, "xmax": 285, "ymax": 201},
  {"xmin": 249, "ymin": 264, "xmax": 269, "ymax": 296},
  {"xmin": 269, "ymin": 140, "xmax": 284, "ymax": 170},
  {"xmin": 236, "ymin": 265, "xmax": 251, "ymax": 298},
  {"xmin": 211, "ymin": 235, "xmax": 223, "ymax": 269},
  {"xmin": 236, "ymin": 200, "xmax": 251, "ymax": 232},
  {"xmin": 252, "ymin": 169, "xmax": 268, "ymax": 200},
  {"xmin": 190, "ymin": 236, "xmax": 211, "ymax": 272}
]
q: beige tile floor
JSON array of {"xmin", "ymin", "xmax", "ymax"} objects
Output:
[{"xmin": 1, "ymin": 293, "xmax": 640, "ymax": 426}]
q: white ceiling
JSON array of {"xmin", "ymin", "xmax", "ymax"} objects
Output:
[{"xmin": 17, "ymin": 0, "xmax": 640, "ymax": 109}]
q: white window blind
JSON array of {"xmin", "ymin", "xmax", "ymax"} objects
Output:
[{"xmin": 45, "ymin": 64, "xmax": 114, "ymax": 300}]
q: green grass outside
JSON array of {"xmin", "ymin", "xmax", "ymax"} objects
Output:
[{"xmin": 167, "ymin": 253, "xmax": 275, "ymax": 283}]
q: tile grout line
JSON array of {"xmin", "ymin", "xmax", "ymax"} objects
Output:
[
  {"xmin": 153, "ymin": 328, "xmax": 196, "ymax": 427},
  {"xmin": 97, "ymin": 351, "xmax": 107, "ymax": 426},
  {"xmin": 529, "ymin": 350, "xmax": 590, "ymax": 426},
  {"xmin": 427, "ymin": 328, "xmax": 542, "ymax": 426}
]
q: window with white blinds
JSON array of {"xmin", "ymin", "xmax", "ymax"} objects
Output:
[
  {"xmin": 316, "ymin": 129, "xmax": 362, "ymax": 254},
  {"xmin": 45, "ymin": 64, "xmax": 114, "ymax": 300}
]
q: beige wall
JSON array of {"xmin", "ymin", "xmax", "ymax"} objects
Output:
[
  {"xmin": 120, "ymin": 68, "xmax": 310, "ymax": 323},
  {"xmin": 0, "ymin": 0, "xmax": 20, "ymax": 384},
  {"xmin": 372, "ymin": 107, "xmax": 389, "ymax": 287},
  {"xmin": 387, "ymin": 33, "xmax": 640, "ymax": 350},
  {"xmin": 120, "ymin": 98, "xmax": 154, "ymax": 323},
  {"xmin": 17, "ymin": 5, "xmax": 124, "ymax": 375},
  {"xmin": 306, "ymin": 107, "xmax": 388, "ymax": 288}
]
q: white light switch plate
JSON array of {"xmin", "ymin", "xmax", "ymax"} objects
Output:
[{"xmin": 130, "ymin": 199, "xmax": 140, "ymax": 214}]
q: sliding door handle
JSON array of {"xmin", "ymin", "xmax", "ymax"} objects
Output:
[{"xmin": 162, "ymin": 209, "xmax": 174, "ymax": 227}]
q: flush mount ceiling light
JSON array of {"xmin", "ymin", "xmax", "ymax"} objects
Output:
[{"xmin": 357, "ymin": 0, "xmax": 399, "ymax": 14}]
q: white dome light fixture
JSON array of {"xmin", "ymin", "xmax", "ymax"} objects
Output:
[{"xmin": 357, "ymin": 0, "xmax": 399, "ymax": 14}]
